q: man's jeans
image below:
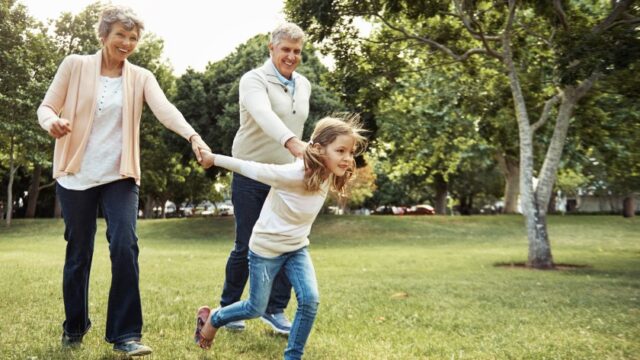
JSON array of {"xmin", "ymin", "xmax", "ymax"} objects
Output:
[
  {"xmin": 212, "ymin": 248, "xmax": 320, "ymax": 360},
  {"xmin": 56, "ymin": 179, "xmax": 143, "ymax": 343},
  {"xmin": 220, "ymin": 173, "xmax": 292, "ymax": 313}
]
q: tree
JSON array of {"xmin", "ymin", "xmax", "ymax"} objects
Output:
[
  {"xmin": 286, "ymin": 0, "xmax": 640, "ymax": 268},
  {"xmin": 0, "ymin": 0, "xmax": 60, "ymax": 225},
  {"xmin": 569, "ymin": 60, "xmax": 640, "ymax": 216},
  {"xmin": 20, "ymin": 1, "xmax": 104, "ymax": 219}
]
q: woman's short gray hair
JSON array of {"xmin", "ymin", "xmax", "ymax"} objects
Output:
[
  {"xmin": 270, "ymin": 22, "xmax": 305, "ymax": 45},
  {"xmin": 97, "ymin": 5, "xmax": 145, "ymax": 39}
]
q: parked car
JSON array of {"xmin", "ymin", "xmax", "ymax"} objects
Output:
[
  {"xmin": 373, "ymin": 205, "xmax": 407, "ymax": 215},
  {"xmin": 406, "ymin": 204, "xmax": 436, "ymax": 215},
  {"xmin": 215, "ymin": 201, "xmax": 234, "ymax": 216}
]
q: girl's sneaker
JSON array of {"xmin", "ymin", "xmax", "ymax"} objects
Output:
[{"xmin": 194, "ymin": 306, "xmax": 211, "ymax": 349}]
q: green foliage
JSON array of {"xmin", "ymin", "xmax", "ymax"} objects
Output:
[
  {"xmin": 50, "ymin": 1, "xmax": 103, "ymax": 56},
  {"xmin": 287, "ymin": 0, "xmax": 640, "ymax": 212},
  {"xmin": 569, "ymin": 60, "xmax": 640, "ymax": 195},
  {"xmin": 0, "ymin": 0, "xmax": 60, "ymax": 217}
]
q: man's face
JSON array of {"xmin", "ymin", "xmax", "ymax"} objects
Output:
[{"xmin": 269, "ymin": 38, "xmax": 303, "ymax": 79}]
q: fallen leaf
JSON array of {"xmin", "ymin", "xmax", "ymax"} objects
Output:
[{"xmin": 391, "ymin": 292, "xmax": 409, "ymax": 299}]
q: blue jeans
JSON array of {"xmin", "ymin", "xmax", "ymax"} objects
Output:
[
  {"xmin": 212, "ymin": 248, "xmax": 320, "ymax": 360},
  {"xmin": 56, "ymin": 179, "xmax": 143, "ymax": 344},
  {"xmin": 220, "ymin": 173, "xmax": 292, "ymax": 313}
]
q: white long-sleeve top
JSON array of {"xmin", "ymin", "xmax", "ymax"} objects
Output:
[
  {"xmin": 214, "ymin": 155, "xmax": 328, "ymax": 258},
  {"xmin": 57, "ymin": 76, "xmax": 124, "ymax": 190}
]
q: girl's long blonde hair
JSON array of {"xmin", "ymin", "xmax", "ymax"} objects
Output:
[{"xmin": 303, "ymin": 115, "xmax": 368, "ymax": 194}]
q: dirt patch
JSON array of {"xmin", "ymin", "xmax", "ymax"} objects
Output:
[{"xmin": 494, "ymin": 262, "xmax": 591, "ymax": 271}]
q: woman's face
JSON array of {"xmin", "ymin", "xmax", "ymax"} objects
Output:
[{"xmin": 102, "ymin": 22, "xmax": 139, "ymax": 63}]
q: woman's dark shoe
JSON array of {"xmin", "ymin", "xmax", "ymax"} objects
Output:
[{"xmin": 61, "ymin": 333, "xmax": 83, "ymax": 348}]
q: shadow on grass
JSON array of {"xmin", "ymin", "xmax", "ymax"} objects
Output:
[
  {"xmin": 494, "ymin": 261, "xmax": 640, "ymax": 282},
  {"xmin": 493, "ymin": 262, "xmax": 591, "ymax": 270}
]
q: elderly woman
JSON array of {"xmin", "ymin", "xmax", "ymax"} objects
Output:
[{"xmin": 37, "ymin": 5, "xmax": 209, "ymax": 357}]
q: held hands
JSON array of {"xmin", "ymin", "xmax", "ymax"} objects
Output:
[
  {"xmin": 199, "ymin": 150, "xmax": 215, "ymax": 169},
  {"xmin": 285, "ymin": 137, "xmax": 306, "ymax": 158},
  {"xmin": 190, "ymin": 134, "xmax": 212, "ymax": 165},
  {"xmin": 48, "ymin": 118, "xmax": 72, "ymax": 139}
]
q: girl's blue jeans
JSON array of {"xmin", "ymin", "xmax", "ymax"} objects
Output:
[{"xmin": 211, "ymin": 247, "xmax": 320, "ymax": 360}]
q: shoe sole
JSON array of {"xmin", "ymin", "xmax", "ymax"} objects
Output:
[
  {"xmin": 119, "ymin": 348, "xmax": 152, "ymax": 357},
  {"xmin": 259, "ymin": 317, "xmax": 290, "ymax": 335}
]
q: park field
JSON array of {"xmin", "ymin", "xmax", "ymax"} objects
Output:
[{"xmin": 0, "ymin": 215, "xmax": 638, "ymax": 359}]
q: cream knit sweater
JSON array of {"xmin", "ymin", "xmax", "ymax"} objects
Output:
[{"xmin": 215, "ymin": 155, "xmax": 328, "ymax": 257}]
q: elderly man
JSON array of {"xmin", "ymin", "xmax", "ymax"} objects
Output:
[{"xmin": 218, "ymin": 23, "xmax": 311, "ymax": 335}]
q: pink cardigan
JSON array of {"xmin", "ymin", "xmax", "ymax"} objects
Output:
[{"xmin": 37, "ymin": 50, "xmax": 198, "ymax": 184}]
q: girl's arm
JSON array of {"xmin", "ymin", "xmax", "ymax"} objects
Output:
[{"xmin": 201, "ymin": 151, "xmax": 299, "ymax": 189}]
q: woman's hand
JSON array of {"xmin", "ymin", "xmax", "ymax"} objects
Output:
[
  {"xmin": 48, "ymin": 118, "xmax": 72, "ymax": 138},
  {"xmin": 190, "ymin": 134, "xmax": 212, "ymax": 164}
]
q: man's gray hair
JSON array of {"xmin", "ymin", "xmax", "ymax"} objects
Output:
[
  {"xmin": 97, "ymin": 5, "xmax": 145, "ymax": 39},
  {"xmin": 270, "ymin": 22, "xmax": 305, "ymax": 45}
]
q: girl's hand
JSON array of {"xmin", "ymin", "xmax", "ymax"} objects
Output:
[
  {"xmin": 190, "ymin": 134, "xmax": 211, "ymax": 163},
  {"xmin": 200, "ymin": 150, "xmax": 215, "ymax": 169},
  {"xmin": 49, "ymin": 118, "xmax": 72, "ymax": 138}
]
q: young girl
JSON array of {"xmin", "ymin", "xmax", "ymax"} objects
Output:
[{"xmin": 194, "ymin": 116, "xmax": 367, "ymax": 359}]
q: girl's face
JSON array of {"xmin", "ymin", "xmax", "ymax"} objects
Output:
[
  {"xmin": 322, "ymin": 134, "xmax": 356, "ymax": 177},
  {"xmin": 102, "ymin": 22, "xmax": 139, "ymax": 64}
]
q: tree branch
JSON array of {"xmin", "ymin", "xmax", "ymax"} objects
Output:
[
  {"xmin": 453, "ymin": 0, "xmax": 502, "ymax": 41},
  {"xmin": 517, "ymin": 20, "xmax": 554, "ymax": 48},
  {"xmin": 38, "ymin": 180, "xmax": 56, "ymax": 192},
  {"xmin": 574, "ymin": 72, "xmax": 601, "ymax": 100},
  {"xmin": 531, "ymin": 94, "xmax": 560, "ymax": 133},
  {"xmin": 371, "ymin": 13, "xmax": 490, "ymax": 62},
  {"xmin": 453, "ymin": 0, "xmax": 503, "ymax": 60},
  {"xmin": 593, "ymin": 0, "xmax": 635, "ymax": 34},
  {"xmin": 504, "ymin": 0, "xmax": 517, "ymax": 33},
  {"xmin": 553, "ymin": 0, "xmax": 569, "ymax": 30}
]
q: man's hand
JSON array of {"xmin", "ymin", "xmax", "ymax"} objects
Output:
[
  {"xmin": 285, "ymin": 137, "xmax": 306, "ymax": 158},
  {"xmin": 48, "ymin": 118, "xmax": 72, "ymax": 139},
  {"xmin": 190, "ymin": 134, "xmax": 212, "ymax": 164}
]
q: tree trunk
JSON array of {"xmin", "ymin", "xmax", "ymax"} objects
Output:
[
  {"xmin": 503, "ymin": 30, "xmax": 554, "ymax": 268},
  {"xmin": 496, "ymin": 152, "xmax": 520, "ymax": 213},
  {"xmin": 25, "ymin": 164, "xmax": 43, "ymax": 218},
  {"xmin": 547, "ymin": 191, "xmax": 557, "ymax": 214},
  {"xmin": 6, "ymin": 136, "xmax": 16, "ymax": 227},
  {"xmin": 623, "ymin": 196, "xmax": 636, "ymax": 218},
  {"xmin": 433, "ymin": 174, "xmax": 448, "ymax": 215},
  {"xmin": 459, "ymin": 195, "xmax": 473, "ymax": 215},
  {"xmin": 143, "ymin": 195, "xmax": 154, "ymax": 219},
  {"xmin": 534, "ymin": 87, "xmax": 585, "ymax": 213}
]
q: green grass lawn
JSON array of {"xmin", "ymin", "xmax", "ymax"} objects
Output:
[{"xmin": 1, "ymin": 215, "xmax": 638, "ymax": 359}]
